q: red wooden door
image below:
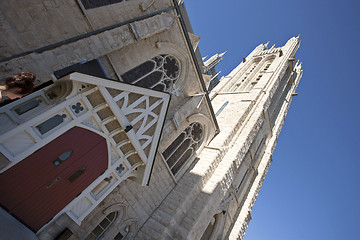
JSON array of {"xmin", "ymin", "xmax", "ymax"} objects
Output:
[{"xmin": 0, "ymin": 127, "xmax": 108, "ymax": 232}]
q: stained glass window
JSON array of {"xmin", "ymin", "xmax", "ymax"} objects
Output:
[
  {"xmin": 121, "ymin": 54, "xmax": 180, "ymax": 92},
  {"xmin": 162, "ymin": 122, "xmax": 203, "ymax": 176}
]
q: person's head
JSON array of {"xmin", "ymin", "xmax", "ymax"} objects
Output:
[{"xmin": 4, "ymin": 72, "xmax": 35, "ymax": 95}]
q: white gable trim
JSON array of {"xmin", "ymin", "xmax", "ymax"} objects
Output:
[{"xmin": 0, "ymin": 73, "xmax": 170, "ymax": 230}]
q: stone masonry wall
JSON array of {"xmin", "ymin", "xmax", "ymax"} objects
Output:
[{"xmin": 0, "ymin": 0, "xmax": 90, "ymax": 58}]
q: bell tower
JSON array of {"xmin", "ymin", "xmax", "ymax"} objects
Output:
[{"xmin": 204, "ymin": 36, "xmax": 303, "ymax": 239}]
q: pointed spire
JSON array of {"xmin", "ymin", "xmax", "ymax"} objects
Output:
[
  {"xmin": 203, "ymin": 51, "xmax": 226, "ymax": 68},
  {"xmin": 287, "ymin": 35, "xmax": 300, "ymax": 43},
  {"xmin": 219, "ymin": 51, "xmax": 227, "ymax": 58},
  {"xmin": 210, "ymin": 71, "xmax": 221, "ymax": 81},
  {"xmin": 264, "ymin": 41, "xmax": 270, "ymax": 48}
]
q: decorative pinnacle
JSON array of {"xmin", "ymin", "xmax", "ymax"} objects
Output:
[
  {"xmin": 264, "ymin": 41, "xmax": 270, "ymax": 48},
  {"xmin": 219, "ymin": 51, "xmax": 227, "ymax": 58},
  {"xmin": 297, "ymin": 34, "xmax": 301, "ymax": 39},
  {"xmin": 296, "ymin": 61, "xmax": 303, "ymax": 70}
]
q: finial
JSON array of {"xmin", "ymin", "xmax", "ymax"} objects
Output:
[
  {"xmin": 264, "ymin": 41, "xmax": 270, "ymax": 48},
  {"xmin": 270, "ymin": 44, "xmax": 275, "ymax": 50},
  {"xmin": 296, "ymin": 61, "xmax": 302, "ymax": 69},
  {"xmin": 297, "ymin": 34, "xmax": 301, "ymax": 39},
  {"xmin": 219, "ymin": 51, "xmax": 227, "ymax": 58}
]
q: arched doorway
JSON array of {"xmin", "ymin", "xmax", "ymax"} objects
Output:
[{"xmin": 0, "ymin": 127, "xmax": 108, "ymax": 232}]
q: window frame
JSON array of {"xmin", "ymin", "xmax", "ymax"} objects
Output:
[
  {"xmin": 120, "ymin": 54, "xmax": 181, "ymax": 93},
  {"xmin": 162, "ymin": 122, "xmax": 204, "ymax": 177},
  {"xmin": 86, "ymin": 211, "xmax": 118, "ymax": 240}
]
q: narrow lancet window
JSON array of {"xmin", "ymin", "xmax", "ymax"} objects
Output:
[{"xmin": 162, "ymin": 122, "xmax": 204, "ymax": 176}]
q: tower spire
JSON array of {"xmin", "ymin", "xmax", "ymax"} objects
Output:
[{"xmin": 219, "ymin": 51, "xmax": 227, "ymax": 58}]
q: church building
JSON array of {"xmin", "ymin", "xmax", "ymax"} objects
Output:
[{"xmin": 0, "ymin": 1, "xmax": 302, "ymax": 239}]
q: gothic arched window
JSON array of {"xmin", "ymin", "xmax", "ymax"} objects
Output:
[
  {"xmin": 86, "ymin": 212, "xmax": 117, "ymax": 240},
  {"xmin": 114, "ymin": 225, "xmax": 131, "ymax": 240},
  {"xmin": 121, "ymin": 54, "xmax": 180, "ymax": 92},
  {"xmin": 162, "ymin": 122, "xmax": 204, "ymax": 176}
]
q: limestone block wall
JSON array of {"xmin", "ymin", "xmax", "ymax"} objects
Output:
[
  {"xmin": 0, "ymin": 0, "xmax": 90, "ymax": 58},
  {"xmin": 0, "ymin": 0, "xmax": 173, "ymax": 60},
  {"xmin": 83, "ymin": 0, "xmax": 173, "ymax": 29},
  {"xmin": 0, "ymin": 11, "xmax": 178, "ymax": 84}
]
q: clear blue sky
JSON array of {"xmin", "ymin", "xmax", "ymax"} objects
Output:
[{"xmin": 186, "ymin": 0, "xmax": 360, "ymax": 239}]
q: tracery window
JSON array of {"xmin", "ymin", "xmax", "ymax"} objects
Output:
[
  {"xmin": 162, "ymin": 122, "xmax": 204, "ymax": 176},
  {"xmin": 86, "ymin": 212, "xmax": 117, "ymax": 240},
  {"xmin": 121, "ymin": 54, "xmax": 180, "ymax": 92}
]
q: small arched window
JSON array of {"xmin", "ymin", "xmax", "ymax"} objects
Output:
[
  {"xmin": 114, "ymin": 225, "xmax": 131, "ymax": 240},
  {"xmin": 162, "ymin": 122, "xmax": 204, "ymax": 176},
  {"xmin": 86, "ymin": 212, "xmax": 117, "ymax": 240},
  {"xmin": 121, "ymin": 54, "xmax": 180, "ymax": 92}
]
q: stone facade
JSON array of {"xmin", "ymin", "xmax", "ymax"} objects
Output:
[{"xmin": 0, "ymin": 1, "xmax": 302, "ymax": 239}]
